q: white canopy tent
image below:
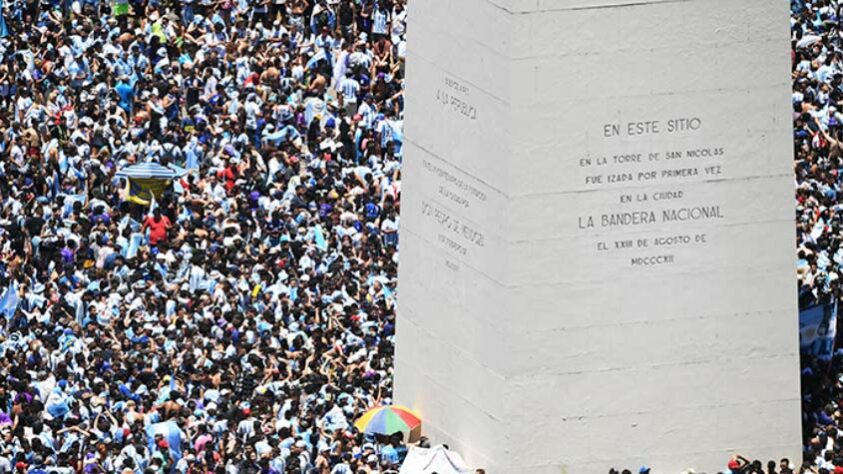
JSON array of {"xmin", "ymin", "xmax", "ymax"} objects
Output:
[{"xmin": 398, "ymin": 445, "xmax": 474, "ymax": 474}]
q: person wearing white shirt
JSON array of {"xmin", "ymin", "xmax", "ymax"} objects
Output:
[{"xmin": 338, "ymin": 71, "xmax": 360, "ymax": 116}]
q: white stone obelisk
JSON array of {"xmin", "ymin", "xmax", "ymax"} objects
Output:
[{"xmin": 396, "ymin": 1, "xmax": 801, "ymax": 472}]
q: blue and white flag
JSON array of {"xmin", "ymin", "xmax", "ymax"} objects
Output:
[
  {"xmin": 263, "ymin": 125, "xmax": 301, "ymax": 146},
  {"xmin": 800, "ymin": 300, "xmax": 838, "ymax": 360},
  {"xmin": 45, "ymin": 389, "xmax": 70, "ymax": 419},
  {"xmin": 50, "ymin": 171, "xmax": 61, "ymax": 200},
  {"xmin": 0, "ymin": 0, "xmax": 8, "ymax": 39},
  {"xmin": 126, "ymin": 232, "xmax": 143, "ymax": 260},
  {"xmin": 146, "ymin": 420, "xmax": 183, "ymax": 462},
  {"xmin": 0, "ymin": 280, "xmax": 19, "ymax": 320},
  {"xmin": 184, "ymin": 147, "xmax": 200, "ymax": 170},
  {"xmin": 305, "ymin": 49, "xmax": 327, "ymax": 70},
  {"xmin": 74, "ymin": 296, "xmax": 86, "ymax": 327},
  {"xmin": 314, "ymin": 225, "xmax": 328, "ymax": 252},
  {"xmin": 304, "ymin": 98, "xmax": 325, "ymax": 125}
]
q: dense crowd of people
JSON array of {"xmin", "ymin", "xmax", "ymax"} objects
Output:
[
  {"xmin": 2, "ymin": 0, "xmax": 843, "ymax": 471},
  {"xmin": 0, "ymin": 0, "xmax": 408, "ymax": 472},
  {"xmin": 793, "ymin": 1, "xmax": 843, "ymax": 474}
]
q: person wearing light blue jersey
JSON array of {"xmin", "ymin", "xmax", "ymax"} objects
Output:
[{"xmin": 371, "ymin": 0, "xmax": 389, "ymax": 40}]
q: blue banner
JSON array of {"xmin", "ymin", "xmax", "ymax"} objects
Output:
[
  {"xmin": 800, "ymin": 301, "xmax": 838, "ymax": 360},
  {"xmin": 0, "ymin": 0, "xmax": 8, "ymax": 39}
]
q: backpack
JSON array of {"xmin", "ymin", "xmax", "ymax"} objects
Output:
[{"xmin": 161, "ymin": 143, "xmax": 179, "ymax": 164}]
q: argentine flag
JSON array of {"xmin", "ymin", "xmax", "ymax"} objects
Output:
[
  {"xmin": 146, "ymin": 420, "xmax": 183, "ymax": 462},
  {"xmin": 306, "ymin": 49, "xmax": 327, "ymax": 70},
  {"xmin": 0, "ymin": 0, "xmax": 8, "ymax": 39},
  {"xmin": 0, "ymin": 280, "xmax": 19, "ymax": 320},
  {"xmin": 314, "ymin": 225, "xmax": 328, "ymax": 252}
]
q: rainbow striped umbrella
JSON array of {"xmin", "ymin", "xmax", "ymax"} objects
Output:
[{"xmin": 354, "ymin": 405, "xmax": 422, "ymax": 440}]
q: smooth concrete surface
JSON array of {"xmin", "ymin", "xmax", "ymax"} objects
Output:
[{"xmin": 395, "ymin": 1, "xmax": 801, "ymax": 472}]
